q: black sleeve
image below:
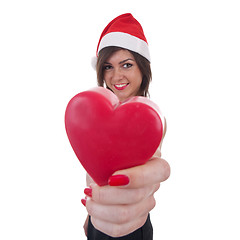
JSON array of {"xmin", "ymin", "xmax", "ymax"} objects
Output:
[{"xmin": 87, "ymin": 214, "xmax": 153, "ymax": 240}]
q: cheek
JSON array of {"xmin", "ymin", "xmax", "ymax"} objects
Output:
[
  {"xmin": 104, "ymin": 70, "xmax": 113, "ymax": 79},
  {"xmin": 132, "ymin": 72, "xmax": 143, "ymax": 86},
  {"xmin": 103, "ymin": 74, "xmax": 113, "ymax": 89},
  {"xmin": 103, "ymin": 73, "xmax": 109, "ymax": 83}
]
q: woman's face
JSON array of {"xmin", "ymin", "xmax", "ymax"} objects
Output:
[{"xmin": 103, "ymin": 49, "xmax": 143, "ymax": 102}]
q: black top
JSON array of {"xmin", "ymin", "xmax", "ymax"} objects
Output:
[{"xmin": 87, "ymin": 214, "xmax": 153, "ymax": 240}]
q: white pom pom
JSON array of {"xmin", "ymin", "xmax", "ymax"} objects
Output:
[{"xmin": 91, "ymin": 56, "xmax": 97, "ymax": 70}]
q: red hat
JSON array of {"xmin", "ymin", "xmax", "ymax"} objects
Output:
[{"xmin": 96, "ymin": 13, "xmax": 150, "ymax": 62}]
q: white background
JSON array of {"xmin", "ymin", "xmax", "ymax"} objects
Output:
[{"xmin": 0, "ymin": 0, "xmax": 239, "ymax": 239}]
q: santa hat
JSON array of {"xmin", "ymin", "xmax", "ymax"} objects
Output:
[{"xmin": 92, "ymin": 13, "xmax": 150, "ymax": 68}]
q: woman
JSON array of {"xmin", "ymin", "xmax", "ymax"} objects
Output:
[{"xmin": 81, "ymin": 13, "xmax": 170, "ymax": 239}]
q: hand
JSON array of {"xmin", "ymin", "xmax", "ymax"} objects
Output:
[{"xmin": 83, "ymin": 155, "xmax": 170, "ymax": 237}]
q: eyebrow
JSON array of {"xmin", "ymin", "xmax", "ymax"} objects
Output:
[
  {"xmin": 104, "ymin": 58, "xmax": 135, "ymax": 65},
  {"xmin": 119, "ymin": 58, "xmax": 135, "ymax": 64}
]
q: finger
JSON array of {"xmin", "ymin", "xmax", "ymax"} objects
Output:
[
  {"xmin": 85, "ymin": 194, "xmax": 156, "ymax": 225},
  {"xmin": 113, "ymin": 157, "xmax": 170, "ymax": 189},
  {"xmin": 90, "ymin": 183, "xmax": 160, "ymax": 205}
]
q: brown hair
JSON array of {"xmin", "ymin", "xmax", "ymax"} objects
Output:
[{"xmin": 96, "ymin": 46, "xmax": 152, "ymax": 97}]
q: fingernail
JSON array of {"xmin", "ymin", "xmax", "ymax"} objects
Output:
[
  {"xmin": 84, "ymin": 188, "xmax": 92, "ymax": 197},
  {"xmin": 81, "ymin": 198, "xmax": 86, "ymax": 207},
  {"xmin": 108, "ymin": 175, "xmax": 130, "ymax": 186}
]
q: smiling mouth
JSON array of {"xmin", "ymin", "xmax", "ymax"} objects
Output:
[{"xmin": 114, "ymin": 83, "xmax": 129, "ymax": 90}]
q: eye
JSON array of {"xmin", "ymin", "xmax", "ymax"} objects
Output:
[
  {"xmin": 123, "ymin": 63, "xmax": 133, "ymax": 68},
  {"xmin": 104, "ymin": 65, "xmax": 112, "ymax": 70}
]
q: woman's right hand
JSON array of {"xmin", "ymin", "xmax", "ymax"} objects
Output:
[{"xmin": 83, "ymin": 154, "xmax": 170, "ymax": 237}]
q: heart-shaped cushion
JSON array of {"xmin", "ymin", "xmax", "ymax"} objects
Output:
[{"xmin": 65, "ymin": 87, "xmax": 164, "ymax": 186}]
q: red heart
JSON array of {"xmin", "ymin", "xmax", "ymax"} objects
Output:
[{"xmin": 65, "ymin": 87, "xmax": 164, "ymax": 186}]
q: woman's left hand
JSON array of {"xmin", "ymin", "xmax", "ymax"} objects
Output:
[{"xmin": 83, "ymin": 154, "xmax": 170, "ymax": 237}]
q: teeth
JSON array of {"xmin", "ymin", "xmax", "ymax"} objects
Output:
[{"xmin": 115, "ymin": 83, "xmax": 128, "ymax": 87}]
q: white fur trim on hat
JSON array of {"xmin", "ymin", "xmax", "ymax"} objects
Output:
[
  {"xmin": 91, "ymin": 56, "xmax": 97, "ymax": 70},
  {"xmin": 98, "ymin": 32, "xmax": 151, "ymax": 62}
]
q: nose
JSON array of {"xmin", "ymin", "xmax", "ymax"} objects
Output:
[{"xmin": 112, "ymin": 68, "xmax": 123, "ymax": 82}]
